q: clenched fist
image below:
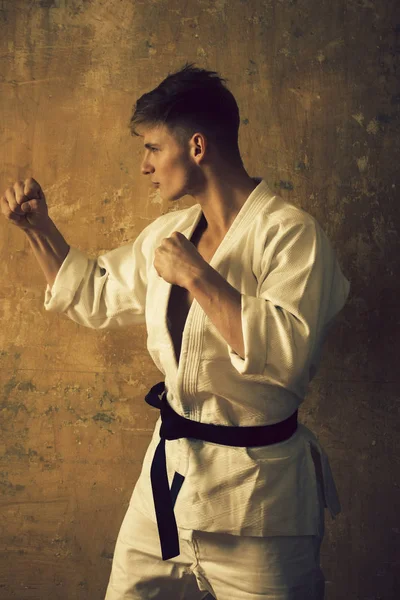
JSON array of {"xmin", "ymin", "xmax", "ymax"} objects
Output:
[{"xmin": 0, "ymin": 177, "xmax": 50, "ymax": 232}]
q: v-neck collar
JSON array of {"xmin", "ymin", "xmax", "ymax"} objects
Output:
[{"xmin": 182, "ymin": 177, "xmax": 273, "ymax": 269}]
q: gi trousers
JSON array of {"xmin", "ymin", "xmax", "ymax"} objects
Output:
[{"xmin": 104, "ymin": 475, "xmax": 326, "ymax": 600}]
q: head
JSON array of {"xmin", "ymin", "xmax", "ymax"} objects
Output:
[{"xmin": 129, "ymin": 63, "xmax": 244, "ymax": 201}]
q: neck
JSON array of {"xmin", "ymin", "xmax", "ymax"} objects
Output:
[{"xmin": 191, "ymin": 165, "xmax": 258, "ymax": 239}]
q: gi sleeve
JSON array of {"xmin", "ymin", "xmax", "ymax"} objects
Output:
[
  {"xmin": 227, "ymin": 217, "xmax": 350, "ymax": 390},
  {"xmin": 43, "ymin": 224, "xmax": 152, "ymax": 329}
]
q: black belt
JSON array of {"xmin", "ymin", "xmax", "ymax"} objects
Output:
[{"xmin": 145, "ymin": 381, "xmax": 298, "ymax": 561}]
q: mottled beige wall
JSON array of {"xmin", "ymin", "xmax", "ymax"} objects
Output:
[{"xmin": 0, "ymin": 0, "xmax": 399, "ymax": 598}]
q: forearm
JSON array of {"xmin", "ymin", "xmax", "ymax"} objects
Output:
[
  {"xmin": 187, "ymin": 265, "xmax": 245, "ymax": 358},
  {"xmin": 24, "ymin": 219, "xmax": 70, "ymax": 289}
]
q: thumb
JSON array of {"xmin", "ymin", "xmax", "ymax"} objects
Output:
[{"xmin": 21, "ymin": 201, "xmax": 31, "ymax": 213}]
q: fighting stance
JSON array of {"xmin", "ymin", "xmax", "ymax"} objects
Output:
[{"xmin": 1, "ymin": 64, "xmax": 350, "ymax": 599}]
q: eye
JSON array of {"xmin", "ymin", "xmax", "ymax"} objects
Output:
[{"xmin": 149, "ymin": 147, "xmax": 158, "ymax": 153}]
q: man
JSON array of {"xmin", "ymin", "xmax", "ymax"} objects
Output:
[{"xmin": 1, "ymin": 63, "xmax": 350, "ymax": 599}]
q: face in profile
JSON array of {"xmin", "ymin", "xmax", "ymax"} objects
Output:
[{"xmin": 138, "ymin": 124, "xmax": 203, "ymax": 202}]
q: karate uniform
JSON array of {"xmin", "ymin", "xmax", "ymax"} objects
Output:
[{"xmin": 44, "ymin": 178, "xmax": 350, "ymax": 599}]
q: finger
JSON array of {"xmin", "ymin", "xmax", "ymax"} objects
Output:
[
  {"xmin": 21, "ymin": 199, "xmax": 39, "ymax": 213},
  {"xmin": 14, "ymin": 180, "xmax": 26, "ymax": 207},
  {"xmin": 23, "ymin": 177, "xmax": 41, "ymax": 200},
  {"xmin": 0, "ymin": 194, "xmax": 23, "ymax": 221},
  {"xmin": 21, "ymin": 200, "xmax": 32, "ymax": 213},
  {"xmin": 5, "ymin": 186, "xmax": 23, "ymax": 214}
]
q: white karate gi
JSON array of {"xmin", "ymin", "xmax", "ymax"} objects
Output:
[{"xmin": 44, "ymin": 178, "xmax": 350, "ymax": 598}]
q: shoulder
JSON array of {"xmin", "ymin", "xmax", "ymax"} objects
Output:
[
  {"xmin": 251, "ymin": 192, "xmax": 336, "ymax": 268},
  {"xmin": 260, "ymin": 193, "xmax": 319, "ymax": 231},
  {"xmin": 251, "ymin": 193, "xmax": 322, "ymax": 252}
]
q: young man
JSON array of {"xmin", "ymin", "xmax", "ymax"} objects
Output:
[{"xmin": 1, "ymin": 64, "xmax": 350, "ymax": 599}]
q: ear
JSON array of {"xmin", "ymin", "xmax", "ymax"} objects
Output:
[{"xmin": 190, "ymin": 133, "xmax": 206, "ymax": 162}]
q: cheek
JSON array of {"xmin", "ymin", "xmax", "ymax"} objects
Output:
[{"xmin": 168, "ymin": 160, "xmax": 189, "ymax": 183}]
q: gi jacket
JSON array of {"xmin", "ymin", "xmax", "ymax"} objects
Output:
[{"xmin": 44, "ymin": 178, "xmax": 350, "ymax": 538}]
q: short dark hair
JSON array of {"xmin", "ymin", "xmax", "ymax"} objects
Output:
[{"xmin": 129, "ymin": 63, "xmax": 242, "ymax": 163}]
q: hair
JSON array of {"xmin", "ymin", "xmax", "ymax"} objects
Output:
[{"xmin": 129, "ymin": 63, "xmax": 242, "ymax": 163}]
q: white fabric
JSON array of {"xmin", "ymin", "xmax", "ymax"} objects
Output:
[
  {"xmin": 104, "ymin": 496, "xmax": 325, "ymax": 600},
  {"xmin": 44, "ymin": 178, "xmax": 350, "ymax": 538}
]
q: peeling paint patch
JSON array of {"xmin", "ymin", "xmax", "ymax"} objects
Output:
[
  {"xmin": 326, "ymin": 38, "xmax": 345, "ymax": 50},
  {"xmin": 279, "ymin": 47, "xmax": 291, "ymax": 58},
  {"xmin": 64, "ymin": 385, "xmax": 81, "ymax": 394},
  {"xmin": 0, "ymin": 473, "xmax": 25, "ymax": 496},
  {"xmin": 3, "ymin": 377, "xmax": 19, "ymax": 397},
  {"xmin": 99, "ymin": 390, "xmax": 118, "ymax": 406},
  {"xmin": 366, "ymin": 118, "xmax": 379, "ymax": 134},
  {"xmin": 205, "ymin": 0, "xmax": 227, "ymax": 16},
  {"xmin": 17, "ymin": 381, "xmax": 36, "ymax": 392},
  {"xmin": 149, "ymin": 187, "xmax": 162, "ymax": 206},
  {"xmin": 295, "ymin": 161, "xmax": 308, "ymax": 172},
  {"xmin": 245, "ymin": 60, "xmax": 258, "ymax": 76},
  {"xmin": 352, "ymin": 113, "xmax": 364, "ymax": 126},
  {"xmin": 92, "ymin": 412, "xmax": 115, "ymax": 424},
  {"xmin": 288, "ymin": 88, "xmax": 319, "ymax": 111},
  {"xmin": 279, "ymin": 180, "xmax": 294, "ymax": 190},
  {"xmin": 0, "ymin": 400, "xmax": 28, "ymax": 416},
  {"xmin": 356, "ymin": 156, "xmax": 369, "ymax": 172},
  {"xmin": 4, "ymin": 444, "xmax": 38, "ymax": 459}
]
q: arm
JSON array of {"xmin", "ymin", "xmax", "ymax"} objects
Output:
[
  {"xmin": 24, "ymin": 219, "xmax": 70, "ymax": 289},
  {"xmin": 42, "ymin": 223, "xmax": 152, "ymax": 330},
  {"xmin": 187, "ymin": 266, "xmax": 245, "ymax": 358},
  {"xmin": 1, "ymin": 177, "xmax": 148, "ymax": 330},
  {"xmin": 187, "ymin": 216, "xmax": 350, "ymax": 394}
]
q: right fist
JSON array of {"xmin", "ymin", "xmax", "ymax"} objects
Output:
[{"xmin": 1, "ymin": 178, "xmax": 50, "ymax": 232}]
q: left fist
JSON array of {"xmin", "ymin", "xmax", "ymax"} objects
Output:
[{"xmin": 154, "ymin": 231, "xmax": 207, "ymax": 288}]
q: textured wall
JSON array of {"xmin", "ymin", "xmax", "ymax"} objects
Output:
[{"xmin": 0, "ymin": 0, "xmax": 399, "ymax": 598}]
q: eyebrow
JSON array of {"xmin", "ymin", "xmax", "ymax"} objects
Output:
[{"xmin": 144, "ymin": 143, "xmax": 161, "ymax": 149}]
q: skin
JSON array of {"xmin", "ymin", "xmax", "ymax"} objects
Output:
[
  {"xmin": 139, "ymin": 123, "xmax": 258, "ymax": 239},
  {"xmin": 138, "ymin": 123, "xmax": 256, "ymax": 358}
]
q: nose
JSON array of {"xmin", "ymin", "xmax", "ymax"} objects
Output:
[{"xmin": 141, "ymin": 153, "xmax": 154, "ymax": 176}]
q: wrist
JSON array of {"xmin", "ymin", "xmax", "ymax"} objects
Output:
[
  {"xmin": 24, "ymin": 218, "xmax": 55, "ymax": 241},
  {"xmin": 185, "ymin": 263, "xmax": 213, "ymax": 292}
]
